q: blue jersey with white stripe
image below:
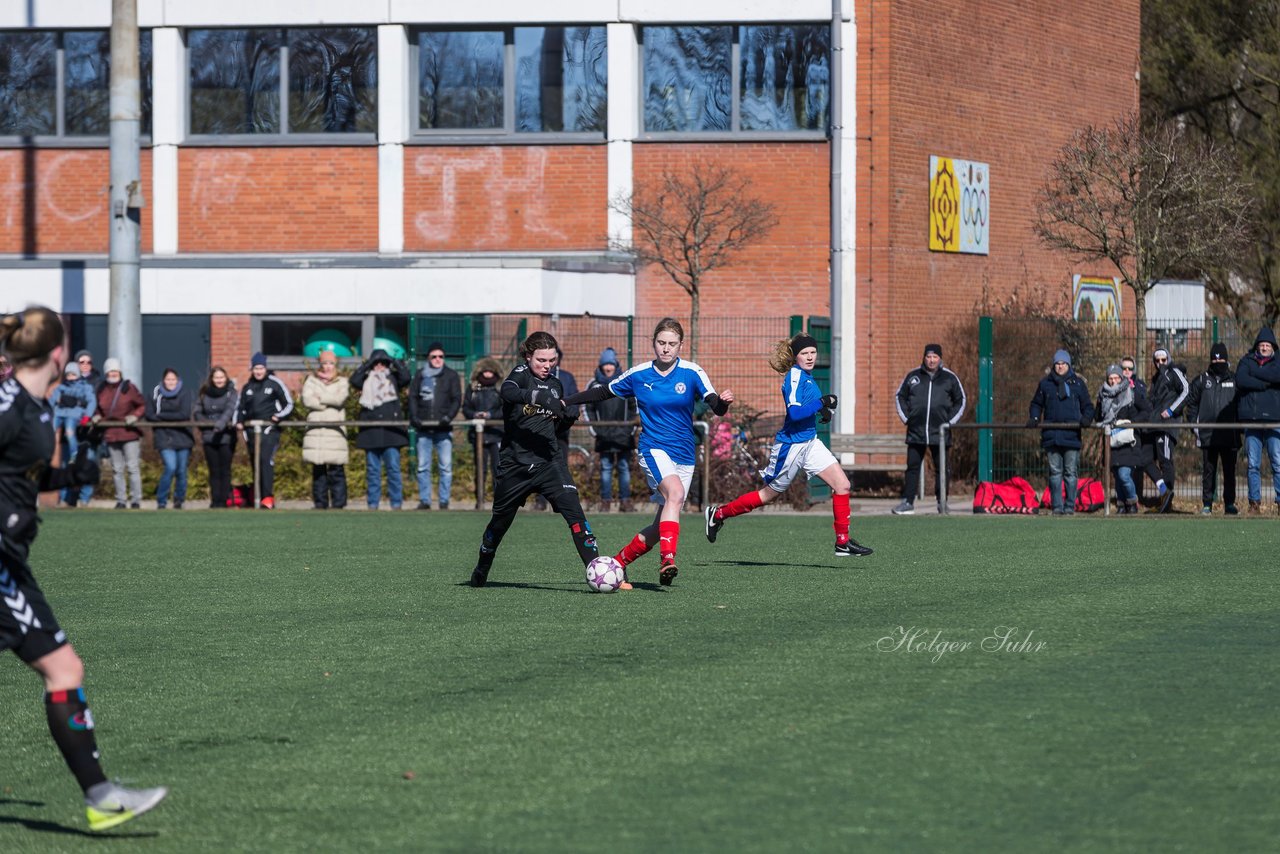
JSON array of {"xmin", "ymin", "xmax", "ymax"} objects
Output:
[
  {"xmin": 609, "ymin": 358, "xmax": 715, "ymax": 465},
  {"xmin": 776, "ymin": 366, "xmax": 824, "ymax": 444}
]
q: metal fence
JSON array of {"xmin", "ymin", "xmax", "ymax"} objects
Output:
[{"xmin": 961, "ymin": 315, "xmax": 1268, "ymax": 503}]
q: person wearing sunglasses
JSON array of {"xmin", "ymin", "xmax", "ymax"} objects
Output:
[{"xmin": 1143, "ymin": 347, "xmax": 1190, "ymax": 512}]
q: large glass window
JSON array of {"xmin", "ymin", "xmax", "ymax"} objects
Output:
[
  {"xmin": 416, "ymin": 26, "xmax": 606, "ymax": 135},
  {"xmin": 643, "ymin": 24, "xmax": 829, "ymax": 134},
  {"xmin": 189, "ymin": 27, "xmax": 376, "ymax": 136},
  {"xmin": 0, "ymin": 30, "xmax": 152, "ymax": 138}
]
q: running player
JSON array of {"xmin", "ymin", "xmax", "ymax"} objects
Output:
[
  {"xmin": 565, "ymin": 318, "xmax": 732, "ymax": 587},
  {"xmin": 468, "ymin": 331, "xmax": 600, "ymax": 587},
  {"xmin": 0, "ymin": 308, "xmax": 168, "ymax": 831},
  {"xmin": 703, "ymin": 333, "xmax": 873, "ymax": 557}
]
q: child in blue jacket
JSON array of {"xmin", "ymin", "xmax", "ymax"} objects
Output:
[{"xmin": 50, "ymin": 362, "xmax": 98, "ymax": 506}]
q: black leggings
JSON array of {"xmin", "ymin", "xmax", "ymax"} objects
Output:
[
  {"xmin": 478, "ymin": 459, "xmax": 597, "ymax": 570},
  {"xmin": 203, "ymin": 442, "xmax": 235, "ymax": 508}
]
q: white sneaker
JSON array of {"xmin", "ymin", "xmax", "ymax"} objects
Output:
[
  {"xmin": 85, "ymin": 782, "xmax": 168, "ymax": 831},
  {"xmin": 891, "ymin": 500, "xmax": 915, "ymax": 515}
]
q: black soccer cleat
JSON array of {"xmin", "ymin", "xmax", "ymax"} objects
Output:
[
  {"xmin": 659, "ymin": 562, "xmax": 679, "ymax": 586},
  {"xmin": 835, "ymin": 540, "xmax": 874, "ymax": 557},
  {"xmin": 704, "ymin": 504, "xmax": 723, "ymax": 543},
  {"xmin": 468, "ymin": 567, "xmax": 489, "ymax": 587}
]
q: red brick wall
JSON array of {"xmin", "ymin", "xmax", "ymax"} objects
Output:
[
  {"xmin": 854, "ymin": 0, "xmax": 1140, "ymax": 433},
  {"xmin": 0, "ymin": 148, "xmax": 154, "ymax": 254},
  {"xmin": 404, "ymin": 145, "xmax": 606, "ymax": 251},
  {"xmin": 210, "ymin": 314, "xmax": 251, "ymax": 380},
  {"xmin": 179, "ymin": 147, "xmax": 377, "ymax": 252}
]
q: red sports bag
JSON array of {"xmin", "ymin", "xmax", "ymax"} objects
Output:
[{"xmin": 973, "ymin": 477, "xmax": 1041, "ymax": 514}]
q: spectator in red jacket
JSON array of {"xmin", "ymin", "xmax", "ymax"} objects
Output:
[{"xmin": 93, "ymin": 358, "xmax": 146, "ymax": 509}]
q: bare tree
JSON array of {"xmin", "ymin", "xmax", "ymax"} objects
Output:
[
  {"xmin": 1033, "ymin": 113, "xmax": 1256, "ymax": 358},
  {"xmin": 610, "ymin": 161, "xmax": 778, "ymax": 361}
]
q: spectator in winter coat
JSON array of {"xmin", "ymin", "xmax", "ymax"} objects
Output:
[
  {"xmin": 1028, "ymin": 349, "xmax": 1095, "ymax": 515},
  {"xmin": 1120, "ymin": 355, "xmax": 1147, "ymax": 396},
  {"xmin": 301, "ymin": 353, "xmax": 350, "ymax": 510},
  {"xmin": 93, "ymin": 357, "xmax": 145, "ymax": 509},
  {"xmin": 462, "ymin": 356, "xmax": 505, "ymax": 500},
  {"xmin": 146, "ymin": 368, "xmax": 195, "ymax": 509},
  {"xmin": 234, "ymin": 352, "xmax": 294, "ymax": 509},
  {"xmin": 50, "ymin": 361, "xmax": 97, "ymax": 506},
  {"xmin": 194, "ymin": 366, "xmax": 238, "ymax": 508},
  {"xmin": 583, "ymin": 347, "xmax": 638, "ymax": 511},
  {"xmin": 407, "ymin": 343, "xmax": 460, "ymax": 510},
  {"xmin": 892, "ymin": 343, "xmax": 966, "ymax": 514},
  {"xmin": 1096, "ymin": 363, "xmax": 1154, "ymax": 514},
  {"xmin": 1234, "ymin": 327, "xmax": 1280, "ymax": 514},
  {"xmin": 1185, "ymin": 342, "xmax": 1241, "ymax": 515},
  {"xmin": 352, "ymin": 348, "xmax": 411, "ymax": 510},
  {"xmin": 1143, "ymin": 347, "xmax": 1191, "ymax": 512}
]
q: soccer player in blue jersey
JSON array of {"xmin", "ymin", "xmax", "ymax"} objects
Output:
[
  {"xmin": 704, "ymin": 333, "xmax": 873, "ymax": 557},
  {"xmin": 565, "ymin": 318, "xmax": 732, "ymax": 587}
]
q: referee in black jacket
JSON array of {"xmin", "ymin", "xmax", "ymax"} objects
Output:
[{"xmin": 469, "ymin": 331, "xmax": 600, "ymax": 587}]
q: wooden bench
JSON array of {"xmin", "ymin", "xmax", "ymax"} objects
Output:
[{"xmin": 828, "ymin": 433, "xmax": 905, "ymax": 472}]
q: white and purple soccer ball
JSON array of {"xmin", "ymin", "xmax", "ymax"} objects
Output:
[{"xmin": 585, "ymin": 556, "xmax": 626, "ymax": 593}]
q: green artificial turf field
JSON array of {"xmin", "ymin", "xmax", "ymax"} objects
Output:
[{"xmin": 1, "ymin": 510, "xmax": 1277, "ymax": 852}]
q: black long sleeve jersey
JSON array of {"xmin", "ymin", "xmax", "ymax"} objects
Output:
[{"xmin": 498, "ymin": 364, "xmax": 571, "ymax": 467}]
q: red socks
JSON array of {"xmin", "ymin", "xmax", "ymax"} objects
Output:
[
  {"xmin": 658, "ymin": 521, "xmax": 680, "ymax": 565},
  {"xmin": 615, "ymin": 533, "xmax": 652, "ymax": 567},
  {"xmin": 717, "ymin": 490, "xmax": 763, "ymax": 521},
  {"xmin": 833, "ymin": 493, "xmax": 851, "ymax": 545}
]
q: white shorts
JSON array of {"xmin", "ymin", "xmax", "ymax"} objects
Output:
[
  {"xmin": 636, "ymin": 448, "xmax": 695, "ymax": 506},
  {"xmin": 760, "ymin": 437, "xmax": 838, "ymax": 493}
]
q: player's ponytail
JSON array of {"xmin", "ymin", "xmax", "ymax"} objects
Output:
[
  {"xmin": 768, "ymin": 338, "xmax": 794, "ymax": 374},
  {"xmin": 0, "ymin": 307, "xmax": 64, "ymax": 368},
  {"xmin": 522, "ymin": 331, "xmax": 559, "ymax": 360}
]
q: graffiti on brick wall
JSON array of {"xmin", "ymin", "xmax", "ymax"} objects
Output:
[
  {"xmin": 0, "ymin": 151, "xmax": 101, "ymax": 229},
  {"xmin": 190, "ymin": 151, "xmax": 258, "ymax": 219},
  {"xmin": 412, "ymin": 148, "xmax": 567, "ymax": 246}
]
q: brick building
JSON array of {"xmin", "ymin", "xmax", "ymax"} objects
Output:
[{"xmin": 0, "ymin": 0, "xmax": 1139, "ymax": 435}]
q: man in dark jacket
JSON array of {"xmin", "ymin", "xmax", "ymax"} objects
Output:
[
  {"xmin": 583, "ymin": 347, "xmax": 638, "ymax": 511},
  {"xmin": 1143, "ymin": 347, "xmax": 1191, "ymax": 512},
  {"xmin": 353, "ymin": 348, "xmax": 412, "ymax": 510},
  {"xmin": 1235, "ymin": 327, "xmax": 1280, "ymax": 513},
  {"xmin": 1027, "ymin": 349, "xmax": 1095, "ymax": 515},
  {"xmin": 1185, "ymin": 342, "xmax": 1241, "ymax": 515},
  {"xmin": 407, "ymin": 342, "xmax": 460, "ymax": 509},
  {"xmin": 892, "ymin": 343, "xmax": 966, "ymax": 514},
  {"xmin": 235, "ymin": 352, "xmax": 294, "ymax": 508}
]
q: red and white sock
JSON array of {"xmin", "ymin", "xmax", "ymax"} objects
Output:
[
  {"xmin": 615, "ymin": 533, "xmax": 652, "ymax": 568},
  {"xmin": 658, "ymin": 520, "xmax": 680, "ymax": 565},
  {"xmin": 832, "ymin": 493, "xmax": 851, "ymax": 545},
  {"xmin": 717, "ymin": 490, "xmax": 763, "ymax": 521}
]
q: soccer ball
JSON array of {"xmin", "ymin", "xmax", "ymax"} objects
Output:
[{"xmin": 585, "ymin": 556, "xmax": 626, "ymax": 593}]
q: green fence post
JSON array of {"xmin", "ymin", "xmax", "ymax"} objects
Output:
[
  {"xmin": 1212, "ymin": 316, "xmax": 1219, "ymax": 345},
  {"xmin": 978, "ymin": 316, "xmax": 994, "ymax": 483},
  {"xmin": 626, "ymin": 315, "xmax": 633, "ymax": 367},
  {"xmin": 407, "ymin": 315, "xmax": 418, "ymax": 462}
]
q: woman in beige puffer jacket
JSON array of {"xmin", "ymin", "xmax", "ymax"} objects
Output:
[{"xmin": 302, "ymin": 356, "xmax": 351, "ymax": 508}]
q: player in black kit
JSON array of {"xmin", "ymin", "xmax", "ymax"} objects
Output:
[
  {"xmin": 469, "ymin": 331, "xmax": 600, "ymax": 587},
  {"xmin": 0, "ymin": 308, "xmax": 168, "ymax": 831}
]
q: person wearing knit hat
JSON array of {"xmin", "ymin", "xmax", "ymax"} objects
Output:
[
  {"xmin": 704, "ymin": 333, "xmax": 873, "ymax": 555},
  {"xmin": 1236, "ymin": 327, "xmax": 1280, "ymax": 513},
  {"xmin": 891, "ymin": 341, "xmax": 966, "ymax": 514},
  {"xmin": 1185, "ymin": 342, "xmax": 1240, "ymax": 514},
  {"xmin": 584, "ymin": 347, "xmax": 638, "ymax": 512},
  {"xmin": 235, "ymin": 348, "xmax": 295, "ymax": 508},
  {"xmin": 72, "ymin": 349, "xmax": 102, "ymax": 390},
  {"xmin": 50, "ymin": 359, "xmax": 98, "ymax": 506},
  {"xmin": 1095, "ymin": 361, "xmax": 1154, "ymax": 514},
  {"xmin": 1027, "ymin": 348, "xmax": 1094, "ymax": 514},
  {"xmin": 1144, "ymin": 345, "xmax": 1190, "ymax": 512},
  {"xmin": 103, "ymin": 357, "xmax": 122, "ymax": 377}
]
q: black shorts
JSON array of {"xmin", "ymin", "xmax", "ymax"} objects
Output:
[
  {"xmin": 493, "ymin": 458, "xmax": 586, "ymax": 523},
  {"xmin": 0, "ymin": 550, "xmax": 67, "ymax": 664}
]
